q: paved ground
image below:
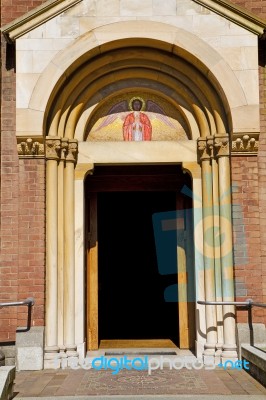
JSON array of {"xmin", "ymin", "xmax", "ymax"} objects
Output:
[{"xmin": 13, "ymin": 367, "xmax": 266, "ymax": 398}]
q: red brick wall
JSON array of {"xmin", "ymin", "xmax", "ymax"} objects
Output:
[
  {"xmin": 232, "ymin": 0, "xmax": 266, "ymax": 329},
  {"xmin": 257, "ymin": 40, "xmax": 266, "ymax": 323},
  {"xmin": 17, "ymin": 159, "xmax": 45, "ymax": 329},
  {"xmin": 231, "ymin": 0, "xmax": 266, "ymax": 19},
  {"xmin": 1, "ymin": 0, "xmax": 44, "ymax": 26},
  {"xmin": 0, "ymin": 0, "xmax": 46, "ymax": 342},
  {"xmin": 231, "ymin": 156, "xmax": 265, "ymax": 323}
]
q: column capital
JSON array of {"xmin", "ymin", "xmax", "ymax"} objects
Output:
[
  {"xmin": 60, "ymin": 138, "xmax": 69, "ymax": 161},
  {"xmin": 197, "ymin": 137, "xmax": 214, "ymax": 162},
  {"xmin": 214, "ymin": 134, "xmax": 230, "ymax": 158},
  {"xmin": 45, "ymin": 136, "xmax": 61, "ymax": 161},
  {"xmin": 65, "ymin": 139, "xmax": 78, "ymax": 164}
]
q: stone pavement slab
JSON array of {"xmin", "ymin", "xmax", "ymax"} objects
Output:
[
  {"xmin": 12, "ymin": 397, "xmax": 266, "ymax": 400},
  {"xmin": 12, "ymin": 367, "xmax": 266, "ymax": 399}
]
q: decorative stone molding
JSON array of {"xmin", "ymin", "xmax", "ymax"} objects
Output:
[
  {"xmin": 197, "ymin": 132, "xmax": 258, "ymax": 160},
  {"xmin": 194, "ymin": 0, "xmax": 266, "ymax": 36},
  {"xmin": 197, "ymin": 136, "xmax": 216, "ymax": 162},
  {"xmin": 45, "ymin": 137, "xmax": 79, "ymax": 163},
  {"xmin": 197, "ymin": 138, "xmax": 209, "ymax": 162},
  {"xmin": 214, "ymin": 135, "xmax": 230, "ymax": 158},
  {"xmin": 1, "ymin": 0, "xmax": 82, "ymax": 43},
  {"xmin": 206, "ymin": 136, "xmax": 215, "ymax": 158},
  {"xmin": 60, "ymin": 138, "xmax": 69, "ymax": 161},
  {"xmin": 65, "ymin": 139, "xmax": 78, "ymax": 164},
  {"xmin": 17, "ymin": 137, "xmax": 44, "ymax": 158},
  {"xmin": 231, "ymin": 133, "xmax": 259, "ymax": 155},
  {"xmin": 45, "ymin": 136, "xmax": 61, "ymax": 161}
]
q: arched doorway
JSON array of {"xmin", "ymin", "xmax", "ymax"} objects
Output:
[{"xmin": 41, "ymin": 26, "xmax": 240, "ymax": 366}]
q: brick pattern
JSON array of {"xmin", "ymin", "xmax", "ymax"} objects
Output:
[
  {"xmin": 1, "ymin": 0, "xmax": 45, "ymax": 26},
  {"xmin": 0, "ymin": 0, "xmax": 46, "ymax": 342},
  {"xmin": 257, "ymin": 40, "xmax": 266, "ymax": 323},
  {"xmin": 231, "ymin": 0, "xmax": 266, "ymax": 19},
  {"xmin": 0, "ymin": 37, "xmax": 19, "ymax": 341},
  {"xmin": 231, "ymin": 156, "xmax": 264, "ymax": 323},
  {"xmin": 17, "ymin": 159, "xmax": 45, "ymax": 329}
]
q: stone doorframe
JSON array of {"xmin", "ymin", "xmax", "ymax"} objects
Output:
[{"xmin": 43, "ymin": 133, "xmax": 237, "ymax": 368}]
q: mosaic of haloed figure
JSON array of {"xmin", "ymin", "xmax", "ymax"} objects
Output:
[{"xmin": 88, "ymin": 96, "xmax": 188, "ymax": 141}]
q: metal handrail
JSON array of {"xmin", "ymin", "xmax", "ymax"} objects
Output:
[
  {"xmin": 0, "ymin": 297, "xmax": 35, "ymax": 308},
  {"xmin": 197, "ymin": 299, "xmax": 266, "ymax": 347},
  {"xmin": 197, "ymin": 300, "xmax": 266, "ymax": 308},
  {"xmin": 0, "ymin": 297, "xmax": 35, "ymax": 332}
]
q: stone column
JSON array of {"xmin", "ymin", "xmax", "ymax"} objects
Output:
[
  {"xmin": 214, "ymin": 135, "xmax": 238, "ymax": 361},
  {"xmin": 182, "ymin": 162, "xmax": 206, "ymax": 358},
  {"xmin": 212, "ymin": 156, "xmax": 224, "ymax": 357},
  {"xmin": 57, "ymin": 139, "xmax": 68, "ymax": 360},
  {"xmin": 197, "ymin": 137, "xmax": 217, "ymax": 362},
  {"xmin": 64, "ymin": 139, "xmax": 78, "ymax": 362},
  {"xmin": 44, "ymin": 136, "xmax": 61, "ymax": 368}
]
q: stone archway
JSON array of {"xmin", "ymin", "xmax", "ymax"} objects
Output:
[{"xmin": 42, "ymin": 29, "xmax": 238, "ymax": 368}]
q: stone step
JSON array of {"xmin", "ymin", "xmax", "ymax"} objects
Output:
[{"xmin": 12, "ymin": 395, "xmax": 266, "ymax": 400}]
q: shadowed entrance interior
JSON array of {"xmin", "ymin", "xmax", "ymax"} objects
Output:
[
  {"xmin": 85, "ymin": 165, "xmax": 193, "ymax": 350},
  {"xmin": 98, "ymin": 191, "xmax": 178, "ymax": 344}
]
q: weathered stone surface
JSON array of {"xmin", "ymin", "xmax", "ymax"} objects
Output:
[
  {"xmin": 16, "ymin": 327, "xmax": 44, "ymax": 371},
  {"xmin": 0, "ymin": 366, "xmax": 15, "ymax": 400}
]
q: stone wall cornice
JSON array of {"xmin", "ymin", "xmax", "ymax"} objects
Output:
[
  {"xmin": 1, "ymin": 0, "xmax": 82, "ymax": 43},
  {"xmin": 193, "ymin": 0, "xmax": 266, "ymax": 36}
]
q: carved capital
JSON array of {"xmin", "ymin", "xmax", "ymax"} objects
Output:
[
  {"xmin": 232, "ymin": 133, "xmax": 259, "ymax": 155},
  {"xmin": 45, "ymin": 136, "xmax": 61, "ymax": 160},
  {"xmin": 214, "ymin": 134, "xmax": 230, "ymax": 158},
  {"xmin": 17, "ymin": 137, "xmax": 44, "ymax": 158},
  {"xmin": 65, "ymin": 139, "xmax": 78, "ymax": 164},
  {"xmin": 206, "ymin": 135, "xmax": 215, "ymax": 158},
  {"xmin": 60, "ymin": 138, "xmax": 69, "ymax": 161},
  {"xmin": 197, "ymin": 137, "xmax": 212, "ymax": 162}
]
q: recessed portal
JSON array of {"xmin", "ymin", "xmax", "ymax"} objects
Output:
[
  {"xmin": 98, "ymin": 191, "xmax": 178, "ymax": 345},
  {"xmin": 85, "ymin": 165, "xmax": 194, "ymax": 351}
]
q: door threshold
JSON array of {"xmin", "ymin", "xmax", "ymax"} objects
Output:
[{"xmin": 99, "ymin": 339, "xmax": 178, "ymax": 349}]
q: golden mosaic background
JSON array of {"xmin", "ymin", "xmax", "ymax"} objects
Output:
[
  {"xmin": 87, "ymin": 112, "xmax": 187, "ymax": 141},
  {"xmin": 85, "ymin": 90, "xmax": 190, "ymax": 141}
]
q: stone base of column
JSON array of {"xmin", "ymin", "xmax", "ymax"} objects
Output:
[
  {"xmin": 221, "ymin": 344, "xmax": 238, "ymax": 362},
  {"xmin": 203, "ymin": 343, "xmax": 216, "ymax": 364},
  {"xmin": 65, "ymin": 344, "xmax": 78, "ymax": 357},
  {"xmin": 59, "ymin": 345, "xmax": 67, "ymax": 357},
  {"xmin": 44, "ymin": 345, "xmax": 60, "ymax": 369},
  {"xmin": 195, "ymin": 340, "xmax": 204, "ymax": 360},
  {"xmin": 215, "ymin": 343, "xmax": 223, "ymax": 359},
  {"xmin": 65, "ymin": 345, "xmax": 78, "ymax": 367}
]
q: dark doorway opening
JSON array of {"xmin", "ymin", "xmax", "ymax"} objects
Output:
[
  {"xmin": 85, "ymin": 164, "xmax": 194, "ymax": 350},
  {"xmin": 98, "ymin": 190, "xmax": 179, "ymax": 345}
]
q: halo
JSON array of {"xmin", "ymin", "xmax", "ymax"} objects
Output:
[{"xmin": 129, "ymin": 96, "xmax": 146, "ymax": 111}]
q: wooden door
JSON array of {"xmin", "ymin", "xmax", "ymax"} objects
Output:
[
  {"xmin": 87, "ymin": 193, "xmax": 98, "ymax": 350},
  {"xmin": 176, "ymin": 196, "xmax": 189, "ymax": 348}
]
